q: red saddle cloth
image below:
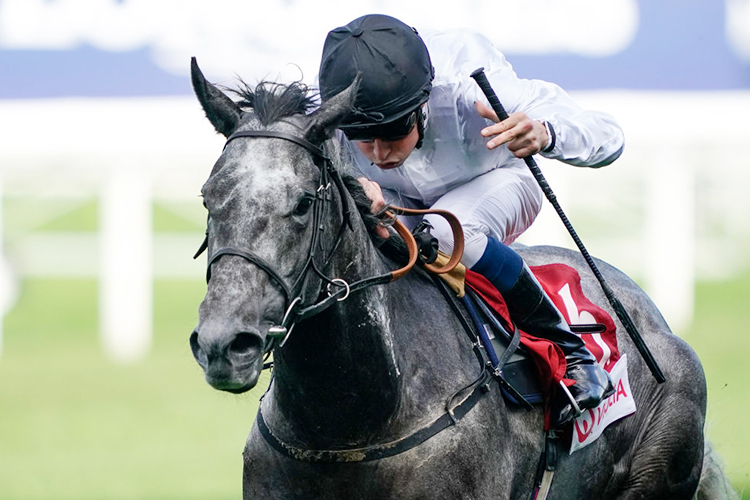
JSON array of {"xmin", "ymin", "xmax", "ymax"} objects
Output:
[{"xmin": 465, "ymin": 263, "xmax": 620, "ymax": 412}]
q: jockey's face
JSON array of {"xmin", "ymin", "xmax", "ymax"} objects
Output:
[{"xmin": 352, "ymin": 123, "xmax": 419, "ymax": 170}]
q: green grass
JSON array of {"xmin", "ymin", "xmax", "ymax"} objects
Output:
[
  {"xmin": 2, "ymin": 197, "xmax": 206, "ymax": 238},
  {"xmin": 152, "ymin": 201, "xmax": 205, "ymax": 233}
]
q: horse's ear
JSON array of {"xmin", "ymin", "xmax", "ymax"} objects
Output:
[
  {"xmin": 304, "ymin": 74, "xmax": 361, "ymax": 145},
  {"xmin": 191, "ymin": 57, "xmax": 242, "ymax": 137}
]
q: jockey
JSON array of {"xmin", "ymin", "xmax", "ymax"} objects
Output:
[{"xmin": 318, "ymin": 14, "xmax": 622, "ymax": 425}]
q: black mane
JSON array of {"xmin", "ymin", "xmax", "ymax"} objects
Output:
[
  {"xmin": 230, "ymin": 79, "xmax": 317, "ymax": 125},
  {"xmin": 342, "ymin": 174, "xmax": 408, "ymax": 263}
]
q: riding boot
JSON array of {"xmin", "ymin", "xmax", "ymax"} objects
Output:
[{"xmin": 502, "ymin": 263, "xmax": 615, "ymax": 426}]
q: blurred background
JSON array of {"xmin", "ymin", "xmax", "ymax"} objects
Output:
[{"xmin": 0, "ymin": 0, "xmax": 748, "ymax": 498}]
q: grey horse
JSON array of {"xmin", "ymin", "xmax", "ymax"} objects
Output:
[{"xmin": 188, "ymin": 58, "xmax": 734, "ymax": 499}]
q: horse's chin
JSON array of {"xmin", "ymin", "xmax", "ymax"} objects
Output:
[
  {"xmin": 212, "ymin": 380, "xmax": 258, "ymax": 394},
  {"xmin": 205, "ymin": 360, "xmax": 263, "ymax": 393}
]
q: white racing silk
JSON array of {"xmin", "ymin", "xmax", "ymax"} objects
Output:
[{"xmin": 346, "ymin": 28, "xmax": 625, "ymax": 207}]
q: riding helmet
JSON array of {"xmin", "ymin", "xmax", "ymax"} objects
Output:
[{"xmin": 319, "ymin": 14, "xmax": 434, "ymax": 137}]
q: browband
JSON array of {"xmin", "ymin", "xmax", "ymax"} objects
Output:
[{"xmin": 225, "ymin": 130, "xmax": 329, "ymax": 160}]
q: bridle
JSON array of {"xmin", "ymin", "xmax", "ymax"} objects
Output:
[
  {"xmin": 195, "ymin": 127, "xmax": 464, "ymax": 353},
  {"xmin": 195, "ymin": 126, "xmax": 484, "ymax": 463}
]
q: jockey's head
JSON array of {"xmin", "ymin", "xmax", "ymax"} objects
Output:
[{"xmin": 319, "ymin": 14, "xmax": 434, "ymax": 151}]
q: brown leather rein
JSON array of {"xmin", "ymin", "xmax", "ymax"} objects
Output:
[
  {"xmin": 388, "ymin": 207, "xmax": 464, "ymax": 280},
  {"xmin": 275, "ymin": 206, "xmax": 464, "ymax": 333}
]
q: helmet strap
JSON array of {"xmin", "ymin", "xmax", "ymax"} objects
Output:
[{"xmin": 415, "ymin": 108, "xmax": 426, "ymax": 149}]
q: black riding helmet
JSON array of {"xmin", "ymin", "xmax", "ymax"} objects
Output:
[{"xmin": 319, "ymin": 14, "xmax": 434, "ymax": 144}]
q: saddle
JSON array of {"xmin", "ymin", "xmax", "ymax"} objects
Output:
[
  {"xmin": 427, "ymin": 250, "xmax": 620, "ymax": 425},
  {"xmin": 401, "ymin": 212, "xmax": 633, "ymax": 449}
]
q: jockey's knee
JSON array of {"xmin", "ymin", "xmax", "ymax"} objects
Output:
[{"xmin": 461, "ymin": 232, "xmax": 491, "ymax": 269}]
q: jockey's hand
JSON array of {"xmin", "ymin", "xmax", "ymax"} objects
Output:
[
  {"xmin": 475, "ymin": 101, "xmax": 549, "ymax": 158},
  {"xmin": 357, "ymin": 177, "xmax": 390, "ymax": 240}
]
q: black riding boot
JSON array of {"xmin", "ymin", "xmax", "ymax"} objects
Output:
[{"xmin": 503, "ymin": 264, "xmax": 615, "ymax": 426}]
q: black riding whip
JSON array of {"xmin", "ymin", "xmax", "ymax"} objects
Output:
[{"xmin": 470, "ymin": 67, "xmax": 666, "ymax": 384}]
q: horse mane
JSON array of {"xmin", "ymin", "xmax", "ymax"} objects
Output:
[
  {"xmin": 342, "ymin": 174, "xmax": 409, "ymax": 264},
  {"xmin": 229, "ymin": 79, "xmax": 318, "ymax": 125}
]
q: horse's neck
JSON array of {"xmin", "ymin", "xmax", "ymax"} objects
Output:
[
  {"xmin": 266, "ymin": 220, "xmax": 476, "ymax": 449},
  {"xmin": 267, "ymin": 223, "xmax": 400, "ymax": 443}
]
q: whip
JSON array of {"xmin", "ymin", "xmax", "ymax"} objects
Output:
[{"xmin": 470, "ymin": 67, "xmax": 665, "ymax": 383}]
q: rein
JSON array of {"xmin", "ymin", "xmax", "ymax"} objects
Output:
[{"xmin": 291, "ymin": 207, "xmax": 464, "ymax": 325}]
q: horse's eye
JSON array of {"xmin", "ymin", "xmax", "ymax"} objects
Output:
[{"xmin": 293, "ymin": 195, "xmax": 314, "ymax": 216}]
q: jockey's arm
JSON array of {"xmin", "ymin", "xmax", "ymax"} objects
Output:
[{"xmin": 464, "ymin": 34, "xmax": 624, "ymax": 168}]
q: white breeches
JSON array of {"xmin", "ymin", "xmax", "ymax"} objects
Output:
[{"xmin": 384, "ymin": 166, "xmax": 543, "ymax": 268}]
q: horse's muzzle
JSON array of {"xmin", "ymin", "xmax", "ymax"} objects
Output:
[{"xmin": 190, "ymin": 329, "xmax": 264, "ymax": 393}]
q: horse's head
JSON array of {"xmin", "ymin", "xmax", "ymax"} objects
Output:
[{"xmin": 188, "ymin": 58, "xmax": 359, "ymax": 393}]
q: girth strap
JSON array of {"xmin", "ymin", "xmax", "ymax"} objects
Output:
[{"xmin": 470, "ymin": 290, "xmax": 523, "ymax": 370}]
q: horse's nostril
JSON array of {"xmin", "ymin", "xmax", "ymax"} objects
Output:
[
  {"xmin": 229, "ymin": 332, "xmax": 262, "ymax": 356},
  {"xmin": 190, "ymin": 331, "xmax": 208, "ymax": 367}
]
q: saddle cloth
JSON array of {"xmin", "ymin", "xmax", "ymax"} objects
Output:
[{"xmin": 463, "ymin": 263, "xmax": 636, "ymax": 451}]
